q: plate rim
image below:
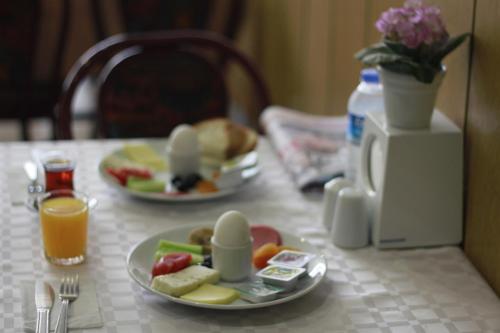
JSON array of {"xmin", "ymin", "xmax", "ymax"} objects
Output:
[
  {"xmin": 126, "ymin": 222, "xmax": 327, "ymax": 310},
  {"xmin": 98, "ymin": 141, "xmax": 258, "ymax": 202}
]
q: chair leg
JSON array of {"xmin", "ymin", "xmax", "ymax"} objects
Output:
[{"xmin": 20, "ymin": 119, "xmax": 30, "ymax": 141}]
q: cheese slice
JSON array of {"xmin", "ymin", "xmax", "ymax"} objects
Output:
[
  {"xmin": 151, "ymin": 266, "xmax": 220, "ymax": 297},
  {"xmin": 180, "ymin": 284, "xmax": 239, "ymax": 304},
  {"xmin": 123, "ymin": 144, "xmax": 167, "ymax": 171}
]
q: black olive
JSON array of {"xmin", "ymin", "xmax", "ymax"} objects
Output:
[
  {"xmin": 171, "ymin": 173, "xmax": 202, "ymax": 192},
  {"xmin": 201, "ymin": 255, "xmax": 212, "ymax": 268}
]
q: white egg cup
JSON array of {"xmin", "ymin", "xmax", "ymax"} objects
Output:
[
  {"xmin": 166, "ymin": 148, "xmax": 200, "ymax": 177},
  {"xmin": 211, "ymin": 237, "xmax": 252, "ymax": 282}
]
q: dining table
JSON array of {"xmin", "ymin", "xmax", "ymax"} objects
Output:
[{"xmin": 1, "ymin": 137, "xmax": 499, "ymax": 333}]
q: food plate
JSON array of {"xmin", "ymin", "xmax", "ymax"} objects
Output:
[
  {"xmin": 98, "ymin": 140, "xmax": 259, "ymax": 202},
  {"xmin": 127, "ymin": 223, "xmax": 327, "ymax": 310}
]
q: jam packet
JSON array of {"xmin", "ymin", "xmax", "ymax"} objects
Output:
[{"xmin": 267, "ymin": 250, "xmax": 315, "ymax": 269}]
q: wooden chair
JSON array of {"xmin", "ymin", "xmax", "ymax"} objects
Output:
[
  {"xmin": 0, "ymin": 0, "xmax": 69, "ymax": 140},
  {"xmin": 56, "ymin": 31, "xmax": 270, "ymax": 139}
]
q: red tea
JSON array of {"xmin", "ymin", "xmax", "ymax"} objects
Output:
[{"xmin": 43, "ymin": 159, "xmax": 75, "ymax": 191}]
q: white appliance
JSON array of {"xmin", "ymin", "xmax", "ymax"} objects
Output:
[{"xmin": 359, "ymin": 111, "xmax": 463, "ymax": 248}]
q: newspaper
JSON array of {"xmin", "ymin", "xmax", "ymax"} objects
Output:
[{"xmin": 260, "ymin": 106, "xmax": 347, "ymax": 191}]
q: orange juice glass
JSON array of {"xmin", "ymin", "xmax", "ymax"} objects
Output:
[{"xmin": 38, "ymin": 190, "xmax": 89, "ymax": 265}]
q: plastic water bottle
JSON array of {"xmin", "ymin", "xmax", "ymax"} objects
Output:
[{"xmin": 345, "ymin": 68, "xmax": 384, "ymax": 183}]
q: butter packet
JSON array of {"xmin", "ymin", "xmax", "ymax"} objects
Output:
[
  {"xmin": 256, "ymin": 265, "xmax": 306, "ymax": 290},
  {"xmin": 235, "ymin": 280, "xmax": 284, "ymax": 303}
]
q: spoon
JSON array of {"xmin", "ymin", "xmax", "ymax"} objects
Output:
[
  {"xmin": 24, "ymin": 161, "xmax": 44, "ymax": 194},
  {"xmin": 24, "ymin": 161, "xmax": 44, "ymax": 212}
]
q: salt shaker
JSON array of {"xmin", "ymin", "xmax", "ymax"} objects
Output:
[
  {"xmin": 322, "ymin": 178, "xmax": 353, "ymax": 231},
  {"xmin": 331, "ymin": 187, "xmax": 369, "ymax": 248}
]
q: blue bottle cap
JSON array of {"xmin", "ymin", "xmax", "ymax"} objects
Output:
[{"xmin": 361, "ymin": 68, "xmax": 380, "ymax": 84}]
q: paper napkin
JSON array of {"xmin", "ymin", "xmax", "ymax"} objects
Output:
[
  {"xmin": 21, "ymin": 279, "xmax": 103, "ymax": 332},
  {"xmin": 7, "ymin": 168, "xmax": 29, "ymax": 206}
]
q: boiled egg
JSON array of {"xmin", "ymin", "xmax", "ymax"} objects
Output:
[{"xmin": 212, "ymin": 210, "xmax": 252, "ymax": 247}]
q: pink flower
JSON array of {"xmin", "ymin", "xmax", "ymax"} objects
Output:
[{"xmin": 375, "ymin": 0, "xmax": 448, "ymax": 49}]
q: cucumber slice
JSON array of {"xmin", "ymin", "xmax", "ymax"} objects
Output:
[
  {"xmin": 126, "ymin": 177, "xmax": 165, "ymax": 192},
  {"xmin": 157, "ymin": 240, "xmax": 203, "ymax": 255}
]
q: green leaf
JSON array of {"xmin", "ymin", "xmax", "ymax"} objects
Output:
[
  {"xmin": 363, "ymin": 53, "xmax": 404, "ymax": 65},
  {"xmin": 355, "ymin": 43, "xmax": 394, "ymax": 60},
  {"xmin": 384, "ymin": 39, "xmax": 420, "ymax": 58},
  {"xmin": 430, "ymin": 33, "xmax": 470, "ymax": 64}
]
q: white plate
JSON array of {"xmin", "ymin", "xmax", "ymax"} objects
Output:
[
  {"xmin": 98, "ymin": 140, "xmax": 259, "ymax": 202},
  {"xmin": 126, "ymin": 223, "xmax": 327, "ymax": 310}
]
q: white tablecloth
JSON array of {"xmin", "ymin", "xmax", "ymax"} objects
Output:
[{"xmin": 0, "ymin": 139, "xmax": 499, "ymax": 333}]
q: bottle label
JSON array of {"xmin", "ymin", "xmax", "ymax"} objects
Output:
[{"xmin": 347, "ymin": 112, "xmax": 365, "ymax": 145}]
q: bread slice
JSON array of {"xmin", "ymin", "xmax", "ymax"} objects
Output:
[
  {"xmin": 194, "ymin": 118, "xmax": 258, "ymax": 164},
  {"xmin": 151, "ymin": 265, "xmax": 220, "ymax": 297}
]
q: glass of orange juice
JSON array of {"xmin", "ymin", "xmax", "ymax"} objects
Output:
[{"xmin": 38, "ymin": 190, "xmax": 89, "ymax": 265}]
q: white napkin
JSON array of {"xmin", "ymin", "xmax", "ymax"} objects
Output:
[{"xmin": 21, "ymin": 279, "xmax": 103, "ymax": 332}]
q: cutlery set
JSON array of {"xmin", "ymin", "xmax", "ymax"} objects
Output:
[{"xmin": 35, "ymin": 275, "xmax": 79, "ymax": 333}]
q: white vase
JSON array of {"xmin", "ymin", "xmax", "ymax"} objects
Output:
[{"xmin": 379, "ymin": 67, "xmax": 445, "ymax": 129}]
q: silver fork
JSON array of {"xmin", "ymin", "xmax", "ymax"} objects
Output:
[{"xmin": 55, "ymin": 275, "xmax": 79, "ymax": 333}]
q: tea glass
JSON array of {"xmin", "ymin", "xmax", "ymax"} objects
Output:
[
  {"xmin": 41, "ymin": 151, "xmax": 75, "ymax": 191},
  {"xmin": 38, "ymin": 190, "xmax": 89, "ymax": 265}
]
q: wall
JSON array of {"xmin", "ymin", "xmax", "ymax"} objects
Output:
[
  {"xmin": 464, "ymin": 0, "xmax": 500, "ymax": 295},
  {"xmin": 238, "ymin": 0, "xmax": 471, "ymax": 124}
]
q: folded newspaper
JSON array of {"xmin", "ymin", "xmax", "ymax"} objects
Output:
[{"xmin": 260, "ymin": 106, "xmax": 347, "ymax": 191}]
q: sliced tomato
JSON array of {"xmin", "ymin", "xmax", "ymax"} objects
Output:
[
  {"xmin": 106, "ymin": 167, "xmax": 152, "ymax": 186},
  {"xmin": 120, "ymin": 168, "xmax": 152, "ymax": 179},
  {"xmin": 106, "ymin": 168, "xmax": 127, "ymax": 185},
  {"xmin": 151, "ymin": 253, "xmax": 192, "ymax": 277},
  {"xmin": 152, "ymin": 259, "xmax": 174, "ymax": 277}
]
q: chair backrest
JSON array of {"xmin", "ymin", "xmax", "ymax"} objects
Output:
[
  {"xmin": 97, "ymin": 47, "xmax": 227, "ymax": 138},
  {"xmin": 56, "ymin": 31, "xmax": 270, "ymax": 139}
]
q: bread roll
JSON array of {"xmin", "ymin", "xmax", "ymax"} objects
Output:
[{"xmin": 194, "ymin": 118, "xmax": 257, "ymax": 163}]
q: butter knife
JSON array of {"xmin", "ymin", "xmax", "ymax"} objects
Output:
[{"xmin": 35, "ymin": 281, "xmax": 54, "ymax": 333}]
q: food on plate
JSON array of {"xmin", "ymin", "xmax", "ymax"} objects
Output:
[
  {"xmin": 195, "ymin": 180, "xmax": 218, "ymax": 193},
  {"xmin": 179, "ymin": 283, "xmax": 239, "ymax": 304},
  {"xmin": 212, "ymin": 211, "xmax": 252, "ymax": 247},
  {"xmin": 151, "ymin": 265, "xmax": 220, "ymax": 297},
  {"xmin": 250, "ymin": 225, "xmax": 282, "ymax": 251},
  {"xmin": 201, "ymin": 255, "xmax": 212, "ymax": 268},
  {"xmin": 126, "ymin": 177, "xmax": 165, "ymax": 192},
  {"xmin": 151, "ymin": 253, "xmax": 192, "ymax": 277},
  {"xmin": 154, "ymin": 240, "xmax": 204, "ymax": 263},
  {"xmin": 171, "ymin": 174, "xmax": 202, "ymax": 192},
  {"xmin": 194, "ymin": 118, "xmax": 258, "ymax": 165},
  {"xmin": 235, "ymin": 280, "xmax": 284, "ymax": 303},
  {"xmin": 156, "ymin": 240, "xmax": 202, "ymax": 254},
  {"xmin": 167, "ymin": 124, "xmax": 200, "ymax": 177},
  {"xmin": 188, "ymin": 227, "xmax": 214, "ymax": 254},
  {"xmin": 123, "ymin": 144, "xmax": 167, "ymax": 171},
  {"xmin": 252, "ymin": 243, "xmax": 280, "ymax": 269},
  {"xmin": 267, "ymin": 250, "xmax": 316, "ymax": 269},
  {"xmin": 106, "ymin": 167, "xmax": 152, "ymax": 186},
  {"xmin": 256, "ymin": 265, "xmax": 306, "ymax": 290},
  {"xmin": 212, "ymin": 211, "xmax": 253, "ymax": 281}
]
